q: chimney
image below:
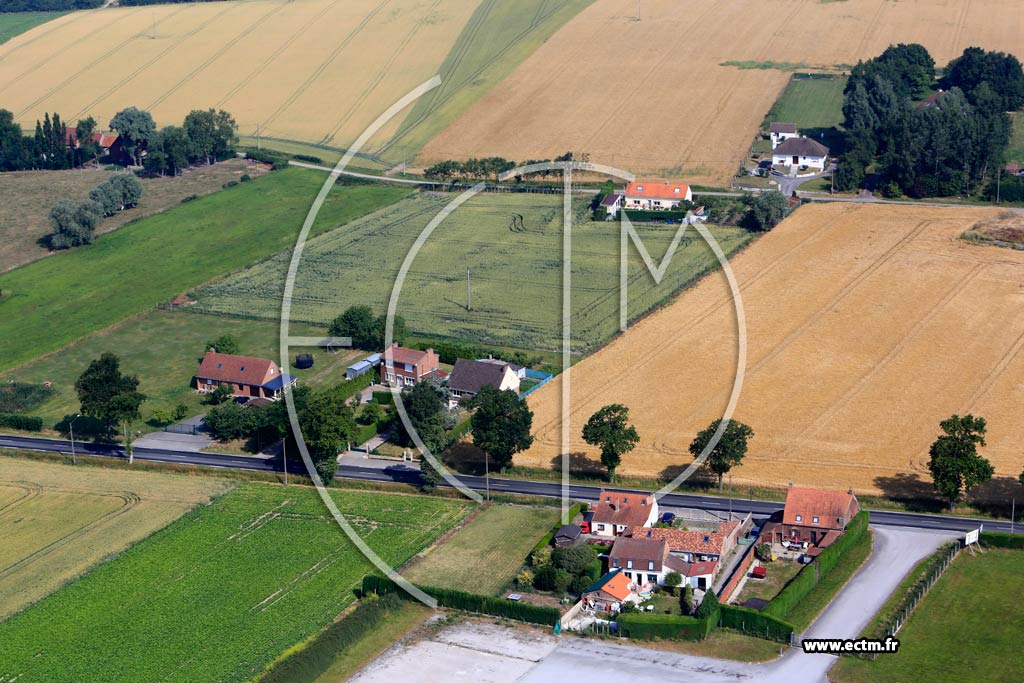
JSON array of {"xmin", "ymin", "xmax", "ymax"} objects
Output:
[
  {"xmin": 848, "ymin": 487, "xmax": 854, "ymax": 495},
  {"xmin": 788, "ymin": 482, "xmax": 794, "ymax": 489}
]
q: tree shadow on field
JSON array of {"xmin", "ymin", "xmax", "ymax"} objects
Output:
[
  {"xmin": 445, "ymin": 441, "xmax": 487, "ymax": 476},
  {"xmin": 872, "ymin": 473, "xmax": 947, "ymax": 513},
  {"xmin": 550, "ymin": 452, "xmax": 604, "ymax": 478},
  {"xmin": 658, "ymin": 464, "xmax": 718, "ymax": 492},
  {"xmin": 967, "ymin": 476, "xmax": 1024, "ymax": 519}
]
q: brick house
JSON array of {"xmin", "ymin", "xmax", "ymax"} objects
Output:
[
  {"xmin": 590, "ymin": 490, "xmax": 659, "ymax": 538},
  {"xmin": 381, "ymin": 343, "xmax": 440, "ymax": 388},
  {"xmin": 195, "ymin": 350, "xmax": 296, "ymax": 400},
  {"xmin": 761, "ymin": 486, "xmax": 861, "ymax": 552},
  {"xmin": 609, "ymin": 536, "xmax": 691, "ymax": 588},
  {"xmin": 629, "ymin": 520, "xmax": 742, "ymax": 588}
]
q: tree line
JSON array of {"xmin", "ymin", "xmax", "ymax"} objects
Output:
[
  {"xmin": 423, "ymin": 152, "xmax": 578, "ymax": 182},
  {"xmin": 0, "ymin": 0, "xmax": 226, "ymax": 10},
  {"xmin": 835, "ymin": 44, "xmax": 1024, "ymax": 198},
  {"xmin": 48, "ymin": 173, "xmax": 143, "ymax": 249},
  {"xmin": 0, "ymin": 105, "xmax": 237, "ymax": 175}
]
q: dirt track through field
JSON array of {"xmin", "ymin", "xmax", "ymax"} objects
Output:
[
  {"xmin": 520, "ymin": 203, "xmax": 1024, "ymax": 496},
  {"xmin": 421, "ymin": 0, "xmax": 1024, "ymax": 185}
]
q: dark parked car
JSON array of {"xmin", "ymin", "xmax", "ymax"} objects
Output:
[{"xmin": 661, "ymin": 511, "xmax": 676, "ymax": 524}]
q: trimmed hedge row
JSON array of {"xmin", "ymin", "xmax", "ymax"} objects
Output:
[
  {"xmin": 362, "ymin": 575, "xmax": 560, "ymax": 626},
  {"xmin": 763, "ymin": 510, "xmax": 870, "ymax": 619},
  {"xmin": 719, "ymin": 604, "xmax": 794, "ymax": 643},
  {"xmin": 761, "ymin": 561, "xmax": 818, "ymax": 619},
  {"xmin": 981, "ymin": 531, "xmax": 1024, "ymax": 549},
  {"xmin": 622, "ymin": 209, "xmax": 691, "ymax": 222},
  {"xmin": 617, "ymin": 612, "xmax": 715, "ymax": 641},
  {"xmin": 260, "ymin": 593, "xmax": 403, "ymax": 683},
  {"xmin": 0, "ymin": 413, "xmax": 44, "ymax": 431}
]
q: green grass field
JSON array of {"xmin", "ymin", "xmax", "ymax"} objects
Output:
[
  {"xmin": 0, "ymin": 482, "xmax": 468, "ymax": 683},
  {"xmin": 830, "ymin": 549, "xmax": 1024, "ymax": 683},
  {"xmin": 0, "ymin": 454, "xmax": 229, "ymax": 620},
  {"xmin": 765, "ymin": 76, "xmax": 848, "ymax": 130},
  {"xmin": 193, "ymin": 192, "xmax": 752, "ymax": 353},
  {"xmin": 0, "ymin": 11, "xmax": 65, "ymax": 45},
  {"xmin": 0, "ymin": 309, "xmax": 365, "ymax": 432},
  {"xmin": 403, "ymin": 504, "xmax": 558, "ymax": 595},
  {"xmin": 376, "ymin": 0, "xmax": 594, "ymax": 165},
  {"xmin": 0, "ymin": 169, "xmax": 410, "ymax": 373}
]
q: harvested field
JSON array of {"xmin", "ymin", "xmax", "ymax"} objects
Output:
[
  {"xmin": 964, "ymin": 211, "xmax": 1024, "ymax": 247},
  {"xmin": 520, "ymin": 203, "xmax": 1024, "ymax": 496},
  {"xmin": 0, "ymin": 0, "xmax": 475, "ymax": 150},
  {"xmin": 0, "ymin": 158, "xmax": 266, "ymax": 273},
  {"xmin": 421, "ymin": 0, "xmax": 1024, "ymax": 185},
  {"xmin": 0, "ymin": 454, "xmax": 230, "ymax": 620}
]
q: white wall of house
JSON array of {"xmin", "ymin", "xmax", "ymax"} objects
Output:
[
  {"xmin": 771, "ymin": 131, "xmax": 798, "ymax": 148},
  {"xmin": 772, "ymin": 152, "xmax": 827, "ymax": 170}
]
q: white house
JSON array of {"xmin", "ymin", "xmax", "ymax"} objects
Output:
[
  {"xmin": 590, "ymin": 490, "xmax": 659, "ymax": 538},
  {"xmin": 623, "ymin": 181, "xmax": 692, "ymax": 211},
  {"xmin": 608, "ymin": 537, "xmax": 695, "ymax": 589},
  {"xmin": 601, "ymin": 192, "xmax": 624, "ymax": 218},
  {"xmin": 772, "ymin": 137, "xmax": 830, "ymax": 170},
  {"xmin": 769, "ymin": 122, "xmax": 799, "ymax": 149}
]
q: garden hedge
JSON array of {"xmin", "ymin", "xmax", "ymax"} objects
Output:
[
  {"xmin": 617, "ymin": 612, "xmax": 715, "ymax": 641},
  {"xmin": 622, "ymin": 209, "xmax": 691, "ymax": 222},
  {"xmin": 532, "ymin": 503, "xmax": 583, "ymax": 552},
  {"xmin": 981, "ymin": 531, "xmax": 1024, "ymax": 549},
  {"xmin": 0, "ymin": 413, "xmax": 44, "ymax": 431},
  {"xmin": 761, "ymin": 560, "xmax": 818, "ymax": 619},
  {"xmin": 362, "ymin": 575, "xmax": 560, "ymax": 626},
  {"xmin": 719, "ymin": 605, "xmax": 794, "ymax": 642},
  {"xmin": 261, "ymin": 593, "xmax": 403, "ymax": 683}
]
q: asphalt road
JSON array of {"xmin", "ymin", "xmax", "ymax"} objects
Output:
[{"xmin": 1, "ymin": 433, "xmax": 1017, "ymax": 535}]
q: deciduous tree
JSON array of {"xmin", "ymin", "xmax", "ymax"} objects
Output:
[
  {"xmin": 581, "ymin": 403, "xmax": 639, "ymax": 481},
  {"xmin": 928, "ymin": 414, "xmax": 993, "ymax": 511},
  {"xmin": 74, "ymin": 352, "xmax": 146, "ymax": 432},
  {"xmin": 470, "ymin": 386, "xmax": 534, "ymax": 472},
  {"xmin": 689, "ymin": 418, "xmax": 755, "ymax": 488}
]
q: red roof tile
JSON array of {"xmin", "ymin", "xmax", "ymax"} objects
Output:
[
  {"xmin": 592, "ymin": 490, "xmax": 656, "ymax": 529},
  {"xmin": 196, "ymin": 351, "xmax": 279, "ymax": 387},
  {"xmin": 610, "ymin": 537, "xmax": 668, "ymax": 572},
  {"xmin": 624, "ymin": 180, "xmax": 691, "ymax": 201},
  {"xmin": 637, "ymin": 526, "xmax": 730, "ymax": 556},
  {"xmin": 383, "ymin": 343, "xmax": 430, "ymax": 365},
  {"xmin": 783, "ymin": 487, "xmax": 860, "ymax": 529}
]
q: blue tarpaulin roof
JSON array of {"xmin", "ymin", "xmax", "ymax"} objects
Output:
[{"xmin": 262, "ymin": 373, "xmax": 297, "ymax": 391}]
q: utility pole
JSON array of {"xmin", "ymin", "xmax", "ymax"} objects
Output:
[
  {"xmin": 996, "ymin": 166, "xmax": 1001, "ymax": 204},
  {"xmin": 256, "ymin": 123, "xmax": 261, "ymax": 151},
  {"xmin": 636, "ymin": 0, "xmax": 641, "ymax": 21},
  {"xmin": 1012, "ymin": 498, "xmax": 1015, "ymax": 535},
  {"xmin": 466, "ymin": 268, "xmax": 472, "ymax": 311},
  {"xmin": 484, "ymin": 451, "xmax": 490, "ymax": 502},
  {"xmin": 729, "ymin": 474, "xmax": 733, "ymax": 518},
  {"xmin": 151, "ymin": 13, "xmax": 156, "ymax": 40},
  {"xmin": 283, "ymin": 431, "xmax": 288, "ymax": 485},
  {"xmin": 69, "ymin": 413, "xmax": 81, "ymax": 465}
]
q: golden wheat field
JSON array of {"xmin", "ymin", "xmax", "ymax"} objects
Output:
[
  {"xmin": 0, "ymin": 0, "xmax": 477, "ymax": 151},
  {"xmin": 520, "ymin": 203, "xmax": 1024, "ymax": 496},
  {"xmin": 421, "ymin": 0, "xmax": 1024, "ymax": 185},
  {"xmin": 0, "ymin": 455, "xmax": 230, "ymax": 618}
]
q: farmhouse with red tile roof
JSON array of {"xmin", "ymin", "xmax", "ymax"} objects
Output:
[
  {"xmin": 590, "ymin": 490, "xmax": 659, "ymax": 537},
  {"xmin": 195, "ymin": 350, "xmax": 296, "ymax": 400},
  {"xmin": 762, "ymin": 486, "xmax": 860, "ymax": 551}
]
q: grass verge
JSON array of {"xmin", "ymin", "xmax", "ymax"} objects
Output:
[{"xmin": 630, "ymin": 628, "xmax": 781, "ymax": 663}]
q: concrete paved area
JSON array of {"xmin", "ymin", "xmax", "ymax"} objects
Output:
[
  {"xmin": 135, "ymin": 414, "xmax": 213, "ymax": 453},
  {"xmin": 351, "ymin": 525, "xmax": 959, "ymax": 683}
]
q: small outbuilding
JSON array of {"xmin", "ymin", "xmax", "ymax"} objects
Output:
[
  {"xmin": 346, "ymin": 353, "xmax": 382, "ymax": 381},
  {"xmin": 554, "ymin": 524, "xmax": 583, "ymax": 548}
]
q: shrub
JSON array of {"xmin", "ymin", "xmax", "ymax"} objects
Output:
[
  {"xmin": 681, "ymin": 584, "xmax": 694, "ymax": 614},
  {"xmin": 515, "ymin": 569, "xmax": 534, "ymax": 587},
  {"xmin": 664, "ymin": 571, "xmax": 683, "ymax": 589},
  {"xmin": 240, "ymin": 174, "xmax": 251, "ymax": 182},
  {"xmin": 533, "ymin": 565, "xmax": 571, "ymax": 592},
  {"xmin": 0, "ymin": 413, "xmax": 44, "ymax": 431},
  {"xmin": 755, "ymin": 543, "xmax": 773, "ymax": 562},
  {"xmin": 981, "ymin": 532, "xmax": 1024, "ymax": 549},
  {"xmin": 719, "ymin": 605, "xmax": 795, "ymax": 642},
  {"xmin": 617, "ymin": 613, "xmax": 713, "ymax": 641},
  {"xmin": 362, "ymin": 575, "xmax": 559, "ymax": 625},
  {"xmin": 293, "ymin": 154, "xmax": 323, "ymax": 163},
  {"xmin": 181, "ymin": 194, "xmax": 199, "ymax": 203},
  {"xmin": 0, "ymin": 382, "xmax": 56, "ymax": 413},
  {"xmin": 222, "ymin": 180, "xmax": 239, "ymax": 189},
  {"xmin": 695, "ymin": 588, "xmax": 719, "ymax": 620},
  {"xmin": 530, "ymin": 546, "xmax": 552, "ymax": 568},
  {"xmin": 570, "ymin": 574, "xmax": 593, "ymax": 595},
  {"xmin": 551, "ymin": 544, "xmax": 598, "ymax": 575},
  {"xmin": 173, "ymin": 403, "xmax": 189, "ymax": 421},
  {"xmin": 358, "ymin": 402, "xmax": 383, "ymax": 425}
]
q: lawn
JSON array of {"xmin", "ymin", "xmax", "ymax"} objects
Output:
[
  {"xmin": 0, "ymin": 11, "xmax": 65, "ymax": 45},
  {"xmin": 733, "ymin": 559, "xmax": 803, "ymax": 605},
  {"xmin": 0, "ymin": 168, "xmax": 411, "ymax": 373},
  {"xmin": 636, "ymin": 629, "xmax": 780, "ymax": 663},
  {"xmin": 193, "ymin": 192, "xmax": 753, "ymax": 353},
  {"xmin": 403, "ymin": 503, "xmax": 559, "ymax": 595},
  {"xmin": 0, "ymin": 308, "xmax": 363, "ymax": 433},
  {"xmin": 0, "ymin": 158, "xmax": 267, "ymax": 273},
  {"xmin": 0, "ymin": 453, "xmax": 230, "ymax": 620},
  {"xmin": 765, "ymin": 76, "xmax": 848, "ymax": 129},
  {"xmin": 0, "ymin": 481, "xmax": 468, "ymax": 683},
  {"xmin": 830, "ymin": 549, "xmax": 1024, "ymax": 683},
  {"xmin": 378, "ymin": 0, "xmax": 594, "ymax": 165}
]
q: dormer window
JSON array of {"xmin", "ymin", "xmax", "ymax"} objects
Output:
[
  {"xmin": 627, "ymin": 560, "xmax": 633, "ymax": 569},
  {"xmin": 636, "ymin": 185, "xmax": 644, "ymax": 191},
  {"xmin": 239, "ymin": 366, "xmax": 245, "ymax": 372},
  {"xmin": 673, "ymin": 187, "xmax": 680, "ymax": 193},
  {"xmin": 216, "ymin": 363, "xmax": 223, "ymax": 369},
  {"xmin": 795, "ymin": 514, "xmax": 803, "ymax": 522},
  {"xmin": 648, "ymin": 561, "xmax": 654, "ymax": 570},
  {"xmin": 812, "ymin": 516, "xmax": 819, "ymax": 524}
]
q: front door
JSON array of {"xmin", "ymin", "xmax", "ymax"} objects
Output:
[{"xmin": 792, "ymin": 155, "xmax": 799, "ymax": 164}]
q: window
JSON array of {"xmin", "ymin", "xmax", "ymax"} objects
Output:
[
  {"xmin": 795, "ymin": 514, "xmax": 803, "ymax": 522},
  {"xmin": 648, "ymin": 574, "xmax": 657, "ymax": 583},
  {"xmin": 627, "ymin": 560, "xmax": 633, "ymax": 569},
  {"xmin": 812, "ymin": 516, "xmax": 819, "ymax": 524},
  {"xmin": 636, "ymin": 185, "xmax": 644, "ymax": 191},
  {"xmin": 612, "ymin": 558, "xmax": 619, "ymax": 568},
  {"xmin": 239, "ymin": 366, "xmax": 245, "ymax": 372},
  {"xmin": 216, "ymin": 363, "xmax": 222, "ymax": 369},
  {"xmin": 673, "ymin": 187, "xmax": 680, "ymax": 193},
  {"xmin": 647, "ymin": 561, "xmax": 654, "ymax": 571}
]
